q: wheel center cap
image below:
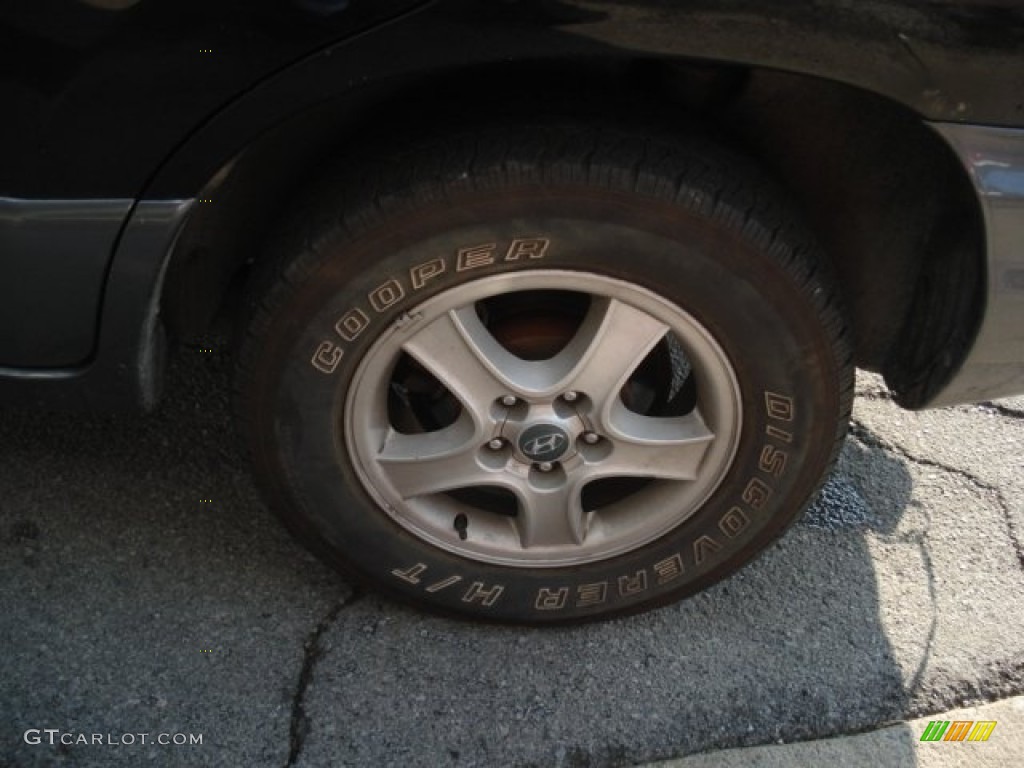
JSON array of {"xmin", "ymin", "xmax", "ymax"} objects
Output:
[{"xmin": 518, "ymin": 423, "xmax": 571, "ymax": 463}]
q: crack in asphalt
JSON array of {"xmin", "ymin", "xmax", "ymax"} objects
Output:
[
  {"xmin": 849, "ymin": 419, "xmax": 1024, "ymax": 571},
  {"xmin": 979, "ymin": 401, "xmax": 1024, "ymax": 420},
  {"xmin": 901, "ymin": 524, "xmax": 941, "ymax": 700},
  {"xmin": 854, "ymin": 387, "xmax": 1024, "ymax": 421},
  {"xmin": 285, "ymin": 588, "xmax": 363, "ymax": 768},
  {"xmin": 854, "ymin": 388, "xmax": 893, "ymax": 402}
]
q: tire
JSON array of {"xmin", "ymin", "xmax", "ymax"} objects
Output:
[{"xmin": 237, "ymin": 124, "xmax": 853, "ymax": 623}]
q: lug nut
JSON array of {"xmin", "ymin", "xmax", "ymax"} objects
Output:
[
  {"xmin": 582, "ymin": 432, "xmax": 600, "ymax": 445},
  {"xmin": 537, "ymin": 461, "xmax": 554, "ymax": 472},
  {"xmin": 487, "ymin": 438, "xmax": 505, "ymax": 450},
  {"xmin": 501, "ymin": 395, "xmax": 517, "ymax": 407},
  {"xmin": 562, "ymin": 391, "xmax": 578, "ymax": 402}
]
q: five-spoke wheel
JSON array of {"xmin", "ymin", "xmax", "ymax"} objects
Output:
[{"xmin": 346, "ymin": 272, "xmax": 742, "ymax": 566}]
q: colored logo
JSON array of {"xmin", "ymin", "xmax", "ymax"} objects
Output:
[{"xmin": 920, "ymin": 720, "xmax": 997, "ymax": 742}]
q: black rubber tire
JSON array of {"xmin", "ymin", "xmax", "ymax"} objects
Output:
[{"xmin": 236, "ymin": 124, "xmax": 853, "ymax": 624}]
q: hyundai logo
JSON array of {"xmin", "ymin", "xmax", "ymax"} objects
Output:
[{"xmin": 518, "ymin": 424, "xmax": 571, "ymax": 462}]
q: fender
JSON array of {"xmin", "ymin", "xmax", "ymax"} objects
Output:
[{"xmin": 144, "ymin": 0, "xmax": 1024, "ymax": 198}]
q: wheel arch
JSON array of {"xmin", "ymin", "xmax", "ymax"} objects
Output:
[{"xmin": 160, "ymin": 55, "xmax": 985, "ymax": 409}]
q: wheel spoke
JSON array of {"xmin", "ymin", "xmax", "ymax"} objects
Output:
[
  {"xmin": 555, "ymin": 297, "xmax": 669, "ymax": 405},
  {"xmin": 513, "ymin": 476, "xmax": 587, "ymax": 549},
  {"xmin": 401, "ymin": 308, "xmax": 512, "ymax": 418},
  {"xmin": 377, "ymin": 419, "xmax": 492, "ymax": 498},
  {"xmin": 595, "ymin": 402, "xmax": 716, "ymax": 481}
]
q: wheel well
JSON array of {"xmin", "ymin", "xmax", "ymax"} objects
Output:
[{"xmin": 162, "ymin": 57, "xmax": 984, "ymax": 407}]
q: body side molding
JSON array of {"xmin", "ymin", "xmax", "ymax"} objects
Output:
[
  {"xmin": 0, "ymin": 198, "xmax": 132, "ymax": 367},
  {"xmin": 0, "ymin": 199, "xmax": 194, "ymax": 410}
]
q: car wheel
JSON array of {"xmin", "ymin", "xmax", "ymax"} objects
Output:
[{"xmin": 237, "ymin": 125, "xmax": 853, "ymax": 623}]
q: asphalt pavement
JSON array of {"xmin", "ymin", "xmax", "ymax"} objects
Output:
[{"xmin": 1, "ymin": 347, "xmax": 1022, "ymax": 767}]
